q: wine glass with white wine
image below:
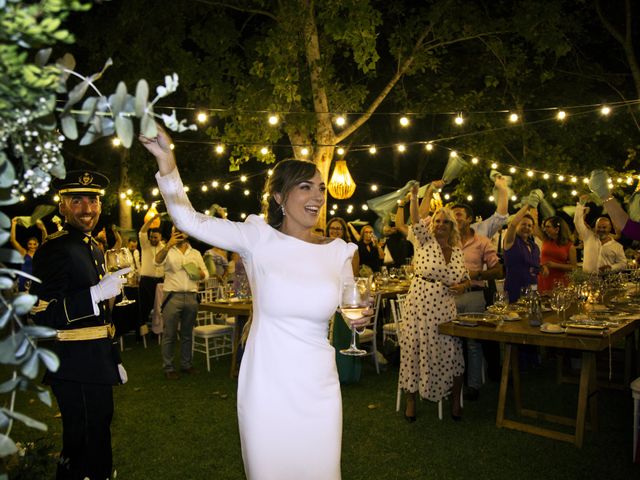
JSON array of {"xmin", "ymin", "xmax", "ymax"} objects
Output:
[
  {"xmin": 105, "ymin": 248, "xmax": 136, "ymax": 307},
  {"xmin": 339, "ymin": 277, "xmax": 370, "ymax": 356}
]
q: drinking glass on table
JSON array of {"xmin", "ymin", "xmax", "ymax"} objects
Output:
[
  {"xmin": 105, "ymin": 248, "xmax": 136, "ymax": 306},
  {"xmin": 492, "ymin": 290, "xmax": 508, "ymax": 315},
  {"xmin": 549, "ymin": 289, "xmax": 566, "ymax": 321},
  {"xmin": 339, "ymin": 278, "xmax": 370, "ymax": 356}
]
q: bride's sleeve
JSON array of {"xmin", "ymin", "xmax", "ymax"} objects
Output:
[
  {"xmin": 155, "ymin": 168, "xmax": 261, "ymax": 255},
  {"xmin": 340, "ymin": 242, "xmax": 358, "ymax": 282}
]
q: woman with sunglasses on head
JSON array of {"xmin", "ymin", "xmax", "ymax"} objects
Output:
[{"xmin": 399, "ymin": 183, "xmax": 470, "ymax": 422}]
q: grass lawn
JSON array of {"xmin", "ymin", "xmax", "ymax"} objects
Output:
[{"xmin": 6, "ymin": 337, "xmax": 640, "ymax": 479}]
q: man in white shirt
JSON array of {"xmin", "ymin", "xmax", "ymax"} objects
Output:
[
  {"xmin": 138, "ymin": 215, "xmax": 165, "ymax": 336},
  {"xmin": 574, "ymin": 201, "xmax": 627, "ymax": 274},
  {"xmin": 155, "ymin": 227, "xmax": 208, "ymax": 379}
]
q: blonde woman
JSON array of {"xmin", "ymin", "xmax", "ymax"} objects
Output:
[{"xmin": 399, "ymin": 183, "xmax": 470, "ymax": 422}]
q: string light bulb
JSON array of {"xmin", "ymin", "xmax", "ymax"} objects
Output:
[
  {"xmin": 454, "ymin": 114, "xmax": 464, "ymax": 125},
  {"xmin": 152, "ymin": 188, "xmax": 159, "ymax": 196},
  {"xmin": 300, "ymin": 147, "xmax": 309, "ymax": 157},
  {"xmin": 488, "ymin": 195, "xmax": 495, "ymax": 202},
  {"xmin": 112, "ymin": 138, "xmax": 121, "ymax": 147},
  {"xmin": 240, "ymin": 175, "xmax": 247, "ymax": 183},
  {"xmin": 369, "ymin": 146, "xmax": 377, "ymax": 154},
  {"xmin": 509, "ymin": 167, "xmax": 516, "ymax": 174},
  {"xmin": 215, "ymin": 144, "xmax": 225, "ymax": 154},
  {"xmin": 600, "ymin": 105, "xmax": 611, "ymax": 116},
  {"xmin": 557, "ymin": 110, "xmax": 567, "ymax": 120},
  {"xmin": 362, "ymin": 204, "xmax": 369, "ymax": 211},
  {"xmin": 244, "ymin": 189, "xmax": 250, "ymax": 196},
  {"xmin": 551, "ymin": 192, "xmax": 558, "ymax": 198},
  {"xmin": 260, "ymin": 147, "xmax": 269, "ymax": 155},
  {"xmin": 471, "ymin": 157, "xmax": 479, "ymax": 164},
  {"xmin": 527, "ymin": 170, "xmax": 534, "ymax": 178},
  {"xmin": 397, "ymin": 144, "xmax": 406, "ymax": 153},
  {"xmin": 224, "ymin": 184, "xmax": 230, "ymax": 190},
  {"xmin": 558, "ymin": 175, "xmax": 565, "ymax": 182},
  {"xmin": 268, "ymin": 114, "xmax": 279, "ymax": 125},
  {"xmin": 425, "ymin": 142, "xmax": 434, "ymax": 151},
  {"xmin": 543, "ymin": 173, "xmax": 550, "ymax": 180},
  {"xmin": 370, "ymin": 185, "xmax": 378, "ymax": 192},
  {"xmin": 211, "ymin": 180, "xmax": 219, "ymax": 188},
  {"xmin": 449, "ymin": 150, "xmax": 458, "ymax": 158},
  {"xmin": 201, "ymin": 185, "xmax": 208, "ymax": 192},
  {"xmin": 509, "ymin": 113, "xmax": 519, "ymax": 123},
  {"xmin": 334, "ymin": 115, "xmax": 346, "ymax": 127},
  {"xmin": 196, "ymin": 111, "xmax": 208, "ymax": 123},
  {"xmin": 399, "ymin": 116, "xmax": 410, "ymax": 127},
  {"xmin": 491, "ymin": 162, "xmax": 498, "ymax": 169},
  {"xmin": 336, "ymin": 147, "xmax": 345, "ymax": 156}
]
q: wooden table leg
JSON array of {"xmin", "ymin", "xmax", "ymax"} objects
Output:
[
  {"xmin": 496, "ymin": 344, "xmax": 512, "ymax": 427},
  {"xmin": 575, "ymin": 351, "xmax": 596, "ymax": 447},
  {"xmin": 511, "ymin": 345, "xmax": 522, "ymax": 416}
]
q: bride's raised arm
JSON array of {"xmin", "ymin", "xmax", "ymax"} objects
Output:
[{"xmin": 139, "ymin": 128, "xmax": 260, "ymax": 254}]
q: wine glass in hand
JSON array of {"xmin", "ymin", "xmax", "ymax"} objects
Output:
[
  {"xmin": 105, "ymin": 248, "xmax": 136, "ymax": 306},
  {"xmin": 339, "ymin": 278, "xmax": 370, "ymax": 356}
]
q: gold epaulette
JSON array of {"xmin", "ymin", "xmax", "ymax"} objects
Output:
[{"xmin": 43, "ymin": 230, "xmax": 68, "ymax": 244}]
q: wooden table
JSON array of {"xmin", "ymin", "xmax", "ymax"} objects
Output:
[
  {"xmin": 199, "ymin": 301, "xmax": 252, "ymax": 378},
  {"xmin": 439, "ymin": 312, "xmax": 640, "ymax": 447}
]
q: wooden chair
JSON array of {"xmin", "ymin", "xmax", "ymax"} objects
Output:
[
  {"xmin": 193, "ymin": 288, "xmax": 234, "ymax": 372},
  {"xmin": 383, "ymin": 294, "xmax": 406, "ymax": 346},
  {"xmin": 358, "ymin": 293, "xmax": 383, "ymax": 374}
]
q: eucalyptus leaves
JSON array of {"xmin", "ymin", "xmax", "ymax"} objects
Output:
[{"xmin": 59, "ymin": 66, "xmax": 197, "ymax": 149}]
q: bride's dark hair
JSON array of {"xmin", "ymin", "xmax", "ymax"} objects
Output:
[{"xmin": 262, "ymin": 159, "xmax": 319, "ymax": 229}]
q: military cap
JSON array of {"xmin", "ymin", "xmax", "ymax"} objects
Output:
[{"xmin": 52, "ymin": 170, "xmax": 109, "ymax": 196}]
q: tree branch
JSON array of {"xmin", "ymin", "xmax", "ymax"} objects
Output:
[
  {"xmin": 335, "ymin": 26, "xmax": 433, "ymax": 143},
  {"xmin": 596, "ymin": 0, "xmax": 640, "ymax": 98},
  {"xmin": 193, "ymin": 0, "xmax": 278, "ymax": 21},
  {"xmin": 335, "ymin": 30, "xmax": 501, "ymax": 144}
]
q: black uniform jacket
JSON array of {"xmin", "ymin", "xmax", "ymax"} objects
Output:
[{"xmin": 31, "ymin": 224, "xmax": 121, "ymax": 385}]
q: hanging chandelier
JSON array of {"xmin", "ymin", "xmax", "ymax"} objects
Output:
[{"xmin": 327, "ymin": 159, "xmax": 356, "ymax": 199}]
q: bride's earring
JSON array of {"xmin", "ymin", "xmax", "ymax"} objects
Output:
[{"xmin": 281, "ymin": 205, "xmax": 286, "ymax": 216}]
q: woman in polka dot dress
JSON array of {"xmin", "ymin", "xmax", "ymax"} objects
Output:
[{"xmin": 399, "ymin": 183, "xmax": 470, "ymax": 421}]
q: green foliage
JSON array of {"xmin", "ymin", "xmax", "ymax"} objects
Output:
[{"xmin": 0, "ymin": 0, "xmax": 199, "ymax": 460}]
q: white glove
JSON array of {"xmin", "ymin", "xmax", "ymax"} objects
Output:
[
  {"xmin": 90, "ymin": 267, "xmax": 131, "ymax": 303},
  {"xmin": 118, "ymin": 363, "xmax": 128, "ymax": 384}
]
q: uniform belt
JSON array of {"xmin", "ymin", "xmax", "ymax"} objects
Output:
[{"xmin": 56, "ymin": 325, "xmax": 115, "ymax": 341}]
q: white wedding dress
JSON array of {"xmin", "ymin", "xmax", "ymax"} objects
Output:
[{"xmin": 156, "ymin": 169, "xmax": 356, "ymax": 480}]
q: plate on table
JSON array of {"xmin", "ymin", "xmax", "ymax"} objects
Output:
[
  {"xmin": 540, "ymin": 323, "xmax": 565, "ymax": 334},
  {"xmin": 502, "ymin": 311, "xmax": 520, "ymax": 322},
  {"xmin": 455, "ymin": 313, "xmax": 500, "ymax": 327},
  {"xmin": 585, "ymin": 304, "xmax": 609, "ymax": 313}
]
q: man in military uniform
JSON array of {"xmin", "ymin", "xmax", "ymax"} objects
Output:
[{"xmin": 31, "ymin": 170, "xmax": 129, "ymax": 480}]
